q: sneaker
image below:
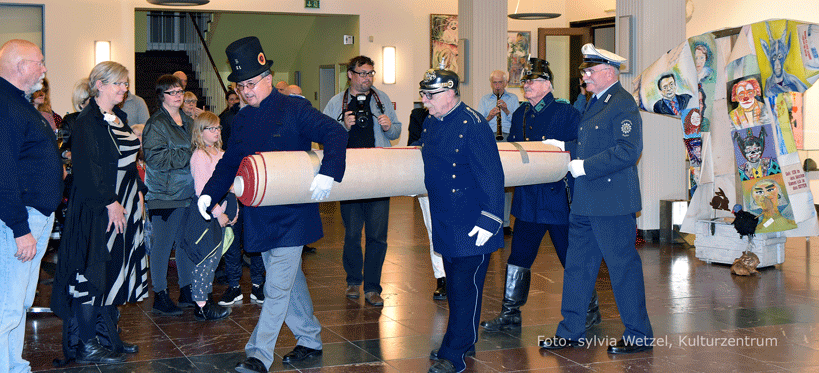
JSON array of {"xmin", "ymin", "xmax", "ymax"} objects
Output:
[
  {"xmin": 218, "ymin": 286, "xmax": 243, "ymax": 306},
  {"xmin": 152, "ymin": 290, "xmax": 183, "ymax": 316},
  {"xmin": 250, "ymin": 283, "xmax": 265, "ymax": 304}
]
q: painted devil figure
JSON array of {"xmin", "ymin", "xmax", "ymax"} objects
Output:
[
  {"xmin": 761, "ymin": 21, "xmax": 808, "ymax": 97},
  {"xmin": 733, "ymin": 126, "xmax": 780, "ymax": 181}
]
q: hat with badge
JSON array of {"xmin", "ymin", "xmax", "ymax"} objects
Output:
[
  {"xmin": 225, "ymin": 36, "xmax": 273, "ymax": 83},
  {"xmin": 419, "ymin": 58, "xmax": 460, "ymax": 95},
  {"xmin": 521, "ymin": 58, "xmax": 553, "ymax": 82},
  {"xmin": 578, "ymin": 43, "xmax": 626, "ymax": 70}
]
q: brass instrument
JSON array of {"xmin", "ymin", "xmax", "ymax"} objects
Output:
[{"xmin": 495, "ymin": 92, "xmax": 504, "ymax": 140}]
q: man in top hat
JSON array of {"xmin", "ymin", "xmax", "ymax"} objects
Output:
[
  {"xmin": 414, "ymin": 62, "xmax": 504, "ymax": 373},
  {"xmin": 540, "ymin": 44, "xmax": 653, "ymax": 354},
  {"xmin": 196, "ymin": 36, "xmax": 348, "ymax": 373},
  {"xmin": 322, "ymin": 55, "xmax": 401, "ymax": 307},
  {"xmin": 480, "ymin": 58, "xmax": 599, "ymax": 332}
]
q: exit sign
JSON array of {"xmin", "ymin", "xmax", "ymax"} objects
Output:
[{"xmin": 305, "ymin": 0, "xmax": 319, "ymax": 8}]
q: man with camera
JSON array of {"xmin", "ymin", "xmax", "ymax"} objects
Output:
[{"xmin": 323, "ymin": 55, "xmax": 401, "ymax": 306}]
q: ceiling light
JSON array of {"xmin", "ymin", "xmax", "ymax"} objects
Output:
[{"xmin": 146, "ymin": 0, "xmax": 209, "ymax": 6}]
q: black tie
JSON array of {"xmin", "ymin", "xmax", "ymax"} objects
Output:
[{"xmin": 586, "ymin": 95, "xmax": 598, "ymax": 110}]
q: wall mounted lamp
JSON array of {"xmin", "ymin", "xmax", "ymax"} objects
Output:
[
  {"xmin": 95, "ymin": 41, "xmax": 110, "ymax": 65},
  {"xmin": 382, "ymin": 46, "xmax": 396, "ymax": 85}
]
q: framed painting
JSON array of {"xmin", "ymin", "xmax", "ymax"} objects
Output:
[
  {"xmin": 507, "ymin": 31, "xmax": 531, "ymax": 87},
  {"xmin": 430, "ymin": 14, "xmax": 458, "ymax": 73}
]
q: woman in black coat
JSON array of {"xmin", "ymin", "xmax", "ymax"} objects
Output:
[{"xmin": 51, "ymin": 61, "xmax": 149, "ymax": 365}]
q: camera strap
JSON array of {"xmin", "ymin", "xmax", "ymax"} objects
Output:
[{"xmin": 341, "ymin": 88, "xmax": 385, "ymax": 119}]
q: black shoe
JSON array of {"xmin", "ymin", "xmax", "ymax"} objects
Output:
[
  {"xmin": 178, "ymin": 284, "xmax": 195, "ymax": 308},
  {"xmin": 75, "ymin": 337, "xmax": 126, "ymax": 364},
  {"xmin": 429, "ymin": 345, "xmax": 475, "ymax": 360},
  {"xmin": 218, "ymin": 286, "xmax": 243, "ymax": 306},
  {"xmin": 152, "ymin": 290, "xmax": 183, "ymax": 316},
  {"xmin": 585, "ymin": 290, "xmax": 602, "ymax": 330},
  {"xmin": 194, "ymin": 300, "xmax": 231, "ymax": 321},
  {"xmin": 235, "ymin": 357, "xmax": 267, "ymax": 373},
  {"xmin": 503, "ymin": 226, "xmax": 513, "ymax": 236},
  {"xmin": 250, "ymin": 283, "xmax": 265, "ymax": 304},
  {"xmin": 433, "ymin": 277, "xmax": 446, "ymax": 300},
  {"xmin": 281, "ymin": 345, "xmax": 322, "ymax": 363},
  {"xmin": 302, "ymin": 245, "xmax": 317, "ymax": 254},
  {"xmin": 120, "ymin": 341, "xmax": 138, "ymax": 354},
  {"xmin": 428, "ymin": 359, "xmax": 457, "ymax": 373},
  {"xmin": 539, "ymin": 336, "xmax": 582, "ymax": 350},
  {"xmin": 607, "ymin": 338, "xmax": 653, "ymax": 354}
]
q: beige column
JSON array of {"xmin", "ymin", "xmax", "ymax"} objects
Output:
[{"xmin": 458, "ymin": 0, "xmax": 507, "ymax": 106}]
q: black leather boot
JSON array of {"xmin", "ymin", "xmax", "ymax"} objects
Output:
[
  {"xmin": 194, "ymin": 299, "xmax": 231, "ymax": 321},
  {"xmin": 585, "ymin": 289, "xmax": 602, "ymax": 329},
  {"xmin": 433, "ymin": 277, "xmax": 446, "ymax": 300},
  {"xmin": 75, "ymin": 337, "xmax": 125, "ymax": 364},
  {"xmin": 480, "ymin": 264, "xmax": 530, "ymax": 331}
]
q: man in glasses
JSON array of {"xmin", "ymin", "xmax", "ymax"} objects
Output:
[
  {"xmin": 0, "ymin": 39, "xmax": 62, "ymax": 373},
  {"xmin": 197, "ymin": 36, "xmax": 348, "ymax": 373},
  {"xmin": 415, "ymin": 63, "xmax": 504, "ymax": 373},
  {"xmin": 480, "ymin": 58, "xmax": 596, "ymax": 332},
  {"xmin": 540, "ymin": 43, "xmax": 653, "ymax": 354},
  {"xmin": 322, "ymin": 55, "xmax": 401, "ymax": 307}
]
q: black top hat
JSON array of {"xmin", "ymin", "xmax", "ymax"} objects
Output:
[
  {"xmin": 225, "ymin": 36, "xmax": 273, "ymax": 83},
  {"xmin": 521, "ymin": 58, "xmax": 552, "ymax": 81}
]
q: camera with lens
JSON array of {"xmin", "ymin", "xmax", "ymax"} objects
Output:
[{"xmin": 354, "ymin": 94, "xmax": 370, "ymax": 127}]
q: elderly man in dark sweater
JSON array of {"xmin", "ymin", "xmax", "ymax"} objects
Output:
[{"xmin": 0, "ymin": 39, "xmax": 63, "ymax": 373}]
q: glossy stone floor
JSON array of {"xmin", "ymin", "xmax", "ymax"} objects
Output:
[{"xmin": 25, "ymin": 196, "xmax": 819, "ymax": 372}]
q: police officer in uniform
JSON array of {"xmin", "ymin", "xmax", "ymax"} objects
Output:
[
  {"xmin": 414, "ymin": 63, "xmax": 504, "ymax": 373},
  {"xmin": 539, "ymin": 44, "xmax": 653, "ymax": 354},
  {"xmin": 481, "ymin": 58, "xmax": 603, "ymax": 332},
  {"xmin": 196, "ymin": 36, "xmax": 348, "ymax": 373}
]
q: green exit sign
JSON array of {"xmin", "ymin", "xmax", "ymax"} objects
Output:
[{"xmin": 305, "ymin": 0, "xmax": 320, "ymax": 8}]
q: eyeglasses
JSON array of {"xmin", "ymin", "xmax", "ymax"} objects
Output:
[
  {"xmin": 351, "ymin": 70, "xmax": 376, "ymax": 78},
  {"xmin": 521, "ymin": 78, "xmax": 546, "ymax": 85},
  {"xmin": 184, "ymin": 99, "xmax": 197, "ymax": 104},
  {"xmin": 204, "ymin": 126, "xmax": 222, "ymax": 132},
  {"xmin": 164, "ymin": 89, "xmax": 184, "ymax": 96},
  {"xmin": 108, "ymin": 81, "xmax": 129, "ymax": 88},
  {"xmin": 23, "ymin": 59, "xmax": 45, "ymax": 67},
  {"xmin": 236, "ymin": 76, "xmax": 265, "ymax": 92},
  {"xmin": 419, "ymin": 90, "xmax": 446, "ymax": 100},
  {"xmin": 582, "ymin": 66, "xmax": 608, "ymax": 77}
]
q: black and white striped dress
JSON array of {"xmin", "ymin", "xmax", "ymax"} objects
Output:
[{"xmin": 69, "ymin": 118, "xmax": 150, "ymax": 306}]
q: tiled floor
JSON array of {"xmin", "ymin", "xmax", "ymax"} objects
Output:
[{"xmin": 25, "ymin": 196, "xmax": 819, "ymax": 372}]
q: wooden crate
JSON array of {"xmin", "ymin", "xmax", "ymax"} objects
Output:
[{"xmin": 694, "ymin": 219, "xmax": 786, "ymax": 267}]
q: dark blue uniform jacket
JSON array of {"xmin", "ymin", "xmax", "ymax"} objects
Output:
[
  {"xmin": 508, "ymin": 92, "xmax": 580, "ymax": 224},
  {"xmin": 418, "ymin": 102, "xmax": 504, "ymax": 257},
  {"xmin": 565, "ymin": 82, "xmax": 642, "ymax": 216},
  {"xmin": 202, "ymin": 91, "xmax": 347, "ymax": 252}
]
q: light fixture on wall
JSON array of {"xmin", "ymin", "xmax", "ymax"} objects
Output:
[
  {"xmin": 508, "ymin": 0, "xmax": 560, "ymax": 20},
  {"xmin": 146, "ymin": 0, "xmax": 209, "ymax": 5},
  {"xmin": 95, "ymin": 41, "xmax": 110, "ymax": 65},
  {"xmin": 383, "ymin": 46, "xmax": 396, "ymax": 85}
]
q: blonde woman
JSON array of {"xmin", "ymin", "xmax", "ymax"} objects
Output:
[{"xmin": 51, "ymin": 61, "xmax": 148, "ymax": 365}]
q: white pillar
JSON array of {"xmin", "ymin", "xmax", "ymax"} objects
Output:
[{"xmin": 458, "ymin": 0, "xmax": 507, "ymax": 106}]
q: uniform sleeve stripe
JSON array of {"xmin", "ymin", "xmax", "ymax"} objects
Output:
[{"xmin": 481, "ymin": 211, "xmax": 503, "ymax": 224}]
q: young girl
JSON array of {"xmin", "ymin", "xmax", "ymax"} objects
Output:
[{"xmin": 189, "ymin": 111, "xmax": 234, "ymax": 321}]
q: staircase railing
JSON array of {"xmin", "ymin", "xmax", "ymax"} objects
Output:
[{"xmin": 145, "ymin": 11, "xmax": 227, "ymax": 114}]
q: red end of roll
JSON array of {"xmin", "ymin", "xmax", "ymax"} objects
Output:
[{"xmin": 237, "ymin": 156, "xmax": 258, "ymax": 206}]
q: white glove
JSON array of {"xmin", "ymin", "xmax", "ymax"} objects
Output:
[
  {"xmin": 468, "ymin": 226, "xmax": 492, "ymax": 246},
  {"xmin": 309, "ymin": 174, "xmax": 334, "ymax": 201},
  {"xmin": 542, "ymin": 139, "xmax": 565, "ymax": 151},
  {"xmin": 568, "ymin": 159, "xmax": 586, "ymax": 177},
  {"xmin": 197, "ymin": 195, "xmax": 213, "ymax": 220}
]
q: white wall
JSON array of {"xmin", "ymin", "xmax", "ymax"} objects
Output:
[{"xmin": 9, "ymin": 0, "xmax": 606, "ymax": 141}]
